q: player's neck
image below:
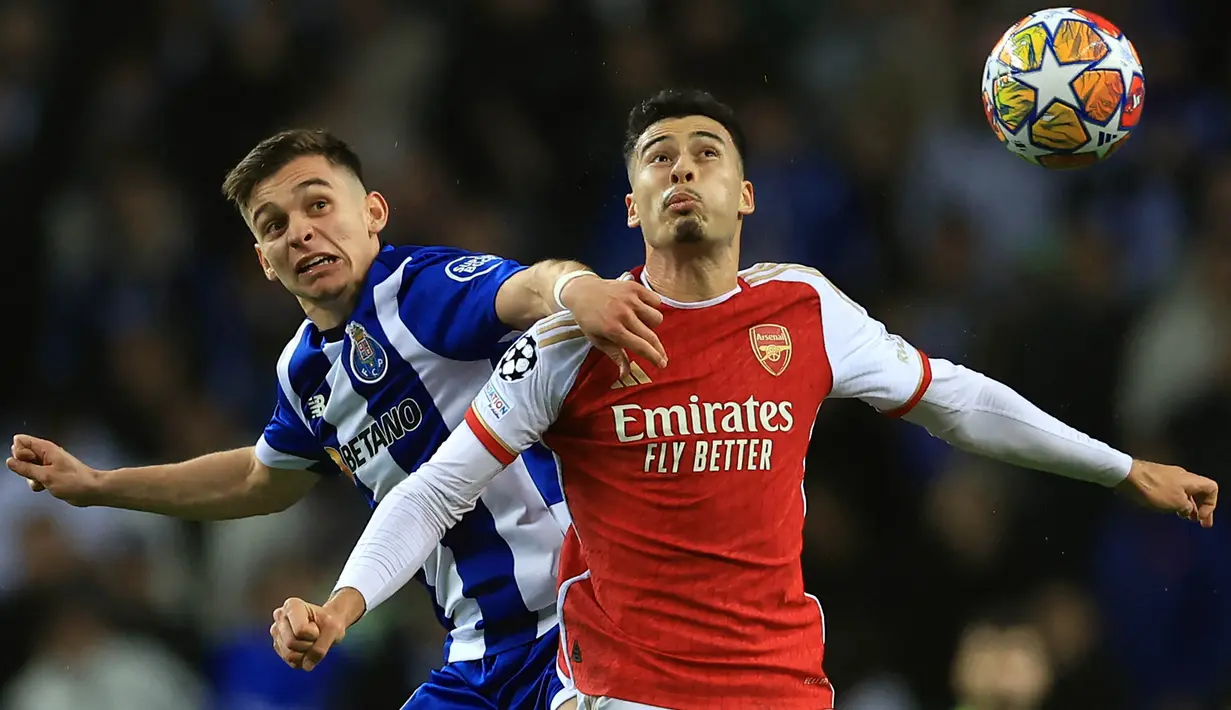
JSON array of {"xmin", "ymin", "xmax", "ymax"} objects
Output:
[
  {"xmin": 299, "ymin": 289, "xmax": 361, "ymax": 332},
  {"xmin": 642, "ymin": 244, "xmax": 739, "ymax": 303}
]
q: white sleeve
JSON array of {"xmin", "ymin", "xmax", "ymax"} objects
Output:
[
  {"xmin": 332, "ymin": 317, "xmax": 591, "ymax": 612},
  {"xmin": 815, "ymin": 274, "xmax": 932, "ymax": 414},
  {"xmin": 810, "ymin": 271, "xmax": 1131, "ymax": 487},
  {"xmin": 905, "ymin": 359, "xmax": 1132, "ymax": 487}
]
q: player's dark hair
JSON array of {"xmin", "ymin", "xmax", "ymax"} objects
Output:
[
  {"xmin": 221, "ymin": 128, "xmax": 366, "ymax": 212},
  {"xmin": 622, "ymin": 89, "xmax": 748, "ymax": 171}
]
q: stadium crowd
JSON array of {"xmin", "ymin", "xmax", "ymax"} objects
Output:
[{"xmin": 1, "ymin": 0, "xmax": 1228, "ymax": 708}]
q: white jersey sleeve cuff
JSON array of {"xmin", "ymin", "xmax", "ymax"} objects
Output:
[
  {"xmin": 254, "ymin": 436, "xmax": 319, "ymax": 471},
  {"xmin": 906, "ymin": 358, "xmax": 1133, "ymax": 487}
]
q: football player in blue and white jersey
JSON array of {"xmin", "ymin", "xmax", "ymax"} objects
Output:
[{"xmin": 7, "ymin": 128, "xmax": 669, "ymax": 710}]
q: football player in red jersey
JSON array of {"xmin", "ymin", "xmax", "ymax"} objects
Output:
[{"xmin": 271, "ymin": 90, "xmax": 1218, "ymax": 710}]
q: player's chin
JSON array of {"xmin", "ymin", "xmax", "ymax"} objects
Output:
[
  {"xmin": 296, "ymin": 274, "xmax": 348, "ymax": 300},
  {"xmin": 670, "ymin": 215, "xmax": 707, "ymax": 243}
]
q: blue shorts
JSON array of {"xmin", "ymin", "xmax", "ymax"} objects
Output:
[{"xmin": 402, "ymin": 627, "xmax": 571, "ymax": 709}]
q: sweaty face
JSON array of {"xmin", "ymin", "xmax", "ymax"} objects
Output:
[
  {"xmin": 626, "ymin": 116, "xmax": 754, "ymax": 249},
  {"xmin": 247, "ymin": 155, "xmax": 386, "ymax": 308}
]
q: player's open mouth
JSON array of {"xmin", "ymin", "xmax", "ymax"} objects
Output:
[{"xmin": 297, "ymin": 255, "xmax": 339, "ymax": 274}]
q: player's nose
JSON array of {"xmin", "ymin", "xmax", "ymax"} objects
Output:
[
  {"xmin": 670, "ymin": 162, "xmax": 695, "ymax": 184},
  {"xmin": 286, "ymin": 216, "xmax": 315, "ymax": 246}
]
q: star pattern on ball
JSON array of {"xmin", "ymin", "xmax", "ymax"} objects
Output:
[{"xmin": 1010, "ymin": 25, "xmax": 1091, "ymax": 118}]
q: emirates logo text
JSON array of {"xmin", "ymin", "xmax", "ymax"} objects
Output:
[{"xmin": 612, "ymin": 395, "xmax": 793, "ymax": 473}]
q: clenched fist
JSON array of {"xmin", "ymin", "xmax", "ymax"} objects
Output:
[
  {"xmin": 270, "ymin": 589, "xmax": 365, "ymax": 671},
  {"xmin": 7, "ymin": 434, "xmax": 100, "ymax": 505},
  {"xmin": 1118, "ymin": 459, "xmax": 1218, "ymax": 528}
]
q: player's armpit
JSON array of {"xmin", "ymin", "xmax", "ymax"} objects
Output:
[
  {"xmin": 903, "ymin": 358, "xmax": 1132, "ymax": 486},
  {"xmin": 332, "ymin": 425, "xmax": 510, "ymax": 613}
]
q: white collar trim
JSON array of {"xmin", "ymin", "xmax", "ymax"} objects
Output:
[{"xmin": 640, "ymin": 269, "xmax": 741, "ymax": 310}]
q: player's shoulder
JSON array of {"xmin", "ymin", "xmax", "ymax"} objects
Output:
[
  {"xmin": 275, "ymin": 319, "xmax": 318, "ymax": 380},
  {"xmin": 526, "ymin": 311, "xmax": 593, "ymax": 355},
  {"xmin": 740, "ymin": 261, "xmax": 827, "ymax": 288},
  {"xmin": 740, "ymin": 262, "xmax": 865, "ymax": 313},
  {"xmin": 380, "ymin": 243, "xmax": 516, "ymax": 283},
  {"xmin": 492, "ymin": 311, "xmax": 593, "ymax": 385},
  {"xmin": 279, "ymin": 318, "xmax": 314, "ymax": 354}
]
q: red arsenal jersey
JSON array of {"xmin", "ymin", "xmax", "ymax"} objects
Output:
[{"xmin": 465, "ymin": 263, "xmax": 932, "ymax": 708}]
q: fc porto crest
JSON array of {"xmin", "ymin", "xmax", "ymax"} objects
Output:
[
  {"xmin": 750, "ymin": 323, "xmax": 792, "ymax": 376},
  {"xmin": 346, "ymin": 322, "xmax": 388, "ymax": 384}
]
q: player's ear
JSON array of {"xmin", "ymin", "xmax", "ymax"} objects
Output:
[
  {"xmin": 365, "ymin": 191, "xmax": 389, "ymax": 236},
  {"xmin": 626, "ymin": 193, "xmax": 640, "ymax": 229},
  {"xmin": 738, "ymin": 180, "xmax": 755, "ymax": 217},
  {"xmin": 254, "ymin": 243, "xmax": 278, "ymax": 281}
]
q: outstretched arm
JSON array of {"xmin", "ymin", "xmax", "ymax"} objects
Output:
[
  {"xmin": 8, "ymin": 437, "xmax": 317, "ymax": 520},
  {"xmin": 802, "ymin": 268, "xmax": 1218, "ymax": 526},
  {"xmin": 903, "ymin": 361, "xmax": 1216, "ymax": 526}
]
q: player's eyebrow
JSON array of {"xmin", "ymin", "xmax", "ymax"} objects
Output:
[
  {"xmin": 690, "ymin": 130, "xmax": 726, "ymax": 146},
  {"xmin": 250, "ymin": 177, "xmax": 333, "ymax": 224},
  {"xmin": 640, "ymin": 131, "xmax": 727, "ymax": 158}
]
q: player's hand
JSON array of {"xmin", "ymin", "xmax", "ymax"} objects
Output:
[
  {"xmin": 563, "ymin": 276, "xmax": 668, "ymax": 378},
  {"xmin": 1117, "ymin": 459, "xmax": 1218, "ymax": 528},
  {"xmin": 270, "ymin": 596, "xmax": 351, "ymax": 671},
  {"xmin": 6, "ymin": 434, "xmax": 101, "ymax": 505}
]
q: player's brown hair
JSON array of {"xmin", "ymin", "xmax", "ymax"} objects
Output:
[
  {"xmin": 221, "ymin": 128, "xmax": 366, "ymax": 212},
  {"xmin": 623, "ymin": 89, "xmax": 749, "ymax": 171}
]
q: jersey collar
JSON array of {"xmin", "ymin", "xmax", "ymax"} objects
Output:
[{"xmin": 633, "ymin": 265, "xmax": 744, "ymax": 310}]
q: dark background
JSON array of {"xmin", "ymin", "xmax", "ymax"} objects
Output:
[{"xmin": 1, "ymin": 1, "xmax": 1228, "ymax": 708}]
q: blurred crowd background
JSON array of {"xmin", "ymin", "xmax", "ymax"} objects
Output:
[{"xmin": 2, "ymin": 0, "xmax": 1229, "ymax": 708}]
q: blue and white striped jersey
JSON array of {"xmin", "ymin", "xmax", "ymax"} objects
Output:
[{"xmin": 254, "ymin": 244, "xmax": 570, "ymax": 662}]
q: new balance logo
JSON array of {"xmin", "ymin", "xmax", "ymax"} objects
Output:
[
  {"xmin": 571, "ymin": 640, "xmax": 583, "ymax": 663},
  {"xmin": 610, "ymin": 362, "xmax": 653, "ymax": 389},
  {"xmin": 307, "ymin": 394, "xmax": 327, "ymax": 419}
]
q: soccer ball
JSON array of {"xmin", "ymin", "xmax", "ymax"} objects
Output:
[{"xmin": 982, "ymin": 8, "xmax": 1144, "ymax": 169}]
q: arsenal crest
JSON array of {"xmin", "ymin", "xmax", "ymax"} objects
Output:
[
  {"xmin": 750, "ymin": 324, "xmax": 792, "ymax": 376},
  {"xmin": 347, "ymin": 322, "xmax": 388, "ymax": 384}
]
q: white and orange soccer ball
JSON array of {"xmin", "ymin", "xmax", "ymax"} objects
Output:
[{"xmin": 982, "ymin": 8, "xmax": 1144, "ymax": 169}]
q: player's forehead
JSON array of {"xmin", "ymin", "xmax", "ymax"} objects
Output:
[
  {"xmin": 248, "ymin": 155, "xmax": 347, "ymax": 213},
  {"xmin": 636, "ymin": 115, "xmax": 733, "ymax": 153}
]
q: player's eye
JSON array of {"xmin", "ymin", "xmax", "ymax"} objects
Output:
[
  {"xmin": 311, "ymin": 199, "xmax": 328, "ymax": 211},
  {"xmin": 701, "ymin": 148, "xmax": 719, "ymax": 158},
  {"xmin": 264, "ymin": 220, "xmax": 285, "ymax": 235},
  {"xmin": 650, "ymin": 153, "xmax": 670, "ymax": 164}
]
